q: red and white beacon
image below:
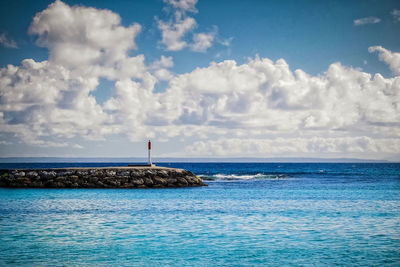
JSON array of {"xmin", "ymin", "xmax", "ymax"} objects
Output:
[{"xmin": 148, "ymin": 140, "xmax": 152, "ymax": 165}]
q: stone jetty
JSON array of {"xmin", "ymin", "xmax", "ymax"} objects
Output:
[{"xmin": 0, "ymin": 166, "xmax": 207, "ymax": 188}]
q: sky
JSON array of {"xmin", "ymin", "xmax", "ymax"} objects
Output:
[{"xmin": 0, "ymin": 0, "xmax": 399, "ymax": 160}]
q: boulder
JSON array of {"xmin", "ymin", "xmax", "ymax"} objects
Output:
[
  {"xmin": 144, "ymin": 177, "xmax": 154, "ymax": 186},
  {"xmin": 154, "ymin": 176, "xmax": 167, "ymax": 185}
]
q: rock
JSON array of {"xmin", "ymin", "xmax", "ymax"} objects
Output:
[
  {"xmin": 117, "ymin": 170, "xmax": 130, "ymax": 176},
  {"xmin": 58, "ymin": 170, "xmax": 75, "ymax": 176},
  {"xmin": 0, "ymin": 167, "xmax": 206, "ymax": 188},
  {"xmin": 130, "ymin": 170, "xmax": 143, "ymax": 177},
  {"xmin": 69, "ymin": 175, "xmax": 79, "ymax": 181},
  {"xmin": 16, "ymin": 177, "xmax": 31, "ymax": 184},
  {"xmin": 154, "ymin": 176, "xmax": 167, "ymax": 185},
  {"xmin": 39, "ymin": 171, "xmax": 57, "ymax": 179},
  {"xmin": 166, "ymin": 178, "xmax": 177, "ymax": 184},
  {"xmin": 132, "ymin": 178, "xmax": 144, "ymax": 185},
  {"xmin": 118, "ymin": 176, "xmax": 129, "ymax": 183},
  {"xmin": 26, "ymin": 171, "xmax": 38, "ymax": 178},
  {"xmin": 31, "ymin": 181, "xmax": 43, "ymax": 188},
  {"xmin": 56, "ymin": 176, "xmax": 66, "ymax": 182},
  {"xmin": 90, "ymin": 169, "xmax": 104, "ymax": 177},
  {"xmin": 144, "ymin": 170, "xmax": 155, "ymax": 178},
  {"xmin": 13, "ymin": 171, "xmax": 25, "ymax": 178},
  {"xmin": 89, "ymin": 176, "xmax": 99, "ymax": 183},
  {"xmin": 63, "ymin": 181, "xmax": 73, "ymax": 187},
  {"xmin": 177, "ymin": 177, "xmax": 189, "ymax": 186},
  {"xmin": 144, "ymin": 177, "xmax": 154, "ymax": 186},
  {"xmin": 158, "ymin": 170, "xmax": 169, "ymax": 178},
  {"xmin": 167, "ymin": 178, "xmax": 178, "ymax": 187},
  {"xmin": 76, "ymin": 170, "xmax": 89, "ymax": 177},
  {"xmin": 105, "ymin": 170, "xmax": 116, "ymax": 176},
  {"xmin": 85, "ymin": 182, "xmax": 98, "ymax": 188}
]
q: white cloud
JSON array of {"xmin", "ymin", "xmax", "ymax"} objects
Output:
[
  {"xmin": 392, "ymin": 9, "xmax": 400, "ymax": 22},
  {"xmin": 0, "ymin": 58, "xmax": 112, "ymax": 143},
  {"xmin": 218, "ymin": 36, "xmax": 233, "ymax": 47},
  {"xmin": 29, "ymin": 0, "xmax": 141, "ymax": 69},
  {"xmin": 27, "ymin": 139, "xmax": 80, "ymax": 148},
  {"xmin": 150, "ymin": 55, "xmax": 175, "ymax": 81},
  {"xmin": 164, "ymin": 0, "xmax": 198, "ymax": 13},
  {"xmin": 354, "ymin": 16, "xmax": 381, "ymax": 26},
  {"xmin": 2, "ymin": 43, "xmax": 400, "ymax": 156},
  {"xmin": 154, "ymin": 69, "xmax": 174, "ymax": 81},
  {"xmin": 151, "ymin": 55, "xmax": 174, "ymax": 69},
  {"xmin": 369, "ymin": 46, "xmax": 400, "ymax": 75},
  {"xmin": 158, "ymin": 0, "xmax": 216, "ymax": 52},
  {"xmin": 152, "ymin": 56, "xmax": 399, "ymax": 137},
  {"xmin": 158, "ymin": 0, "xmax": 198, "ymax": 51},
  {"xmin": 191, "ymin": 32, "xmax": 215, "ymax": 52},
  {"xmin": 0, "ymin": 1, "xmax": 148, "ymax": 147},
  {"xmin": 158, "ymin": 17, "xmax": 196, "ymax": 51},
  {"xmin": 0, "ymin": 33, "xmax": 17, "ymax": 48},
  {"xmin": 184, "ymin": 137, "xmax": 400, "ymax": 157}
]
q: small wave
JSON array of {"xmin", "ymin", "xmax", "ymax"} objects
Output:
[{"xmin": 199, "ymin": 173, "xmax": 288, "ymax": 181}]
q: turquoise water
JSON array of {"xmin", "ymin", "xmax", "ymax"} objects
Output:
[{"xmin": 0, "ymin": 163, "xmax": 399, "ymax": 266}]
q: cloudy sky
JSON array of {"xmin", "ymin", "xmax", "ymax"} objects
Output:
[{"xmin": 0, "ymin": 0, "xmax": 399, "ymax": 160}]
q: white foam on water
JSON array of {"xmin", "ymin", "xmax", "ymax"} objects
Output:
[{"xmin": 199, "ymin": 173, "xmax": 287, "ymax": 181}]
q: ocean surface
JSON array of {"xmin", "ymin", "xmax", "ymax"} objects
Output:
[{"xmin": 0, "ymin": 162, "xmax": 399, "ymax": 266}]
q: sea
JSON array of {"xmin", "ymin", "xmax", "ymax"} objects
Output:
[{"xmin": 0, "ymin": 162, "xmax": 399, "ymax": 266}]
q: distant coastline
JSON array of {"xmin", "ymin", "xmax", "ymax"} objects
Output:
[{"xmin": 0, "ymin": 157, "xmax": 392, "ymax": 163}]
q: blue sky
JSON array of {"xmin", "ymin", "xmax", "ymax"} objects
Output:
[{"xmin": 0, "ymin": 0, "xmax": 399, "ymax": 160}]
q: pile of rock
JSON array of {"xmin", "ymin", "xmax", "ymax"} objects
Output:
[{"xmin": 0, "ymin": 167, "xmax": 207, "ymax": 188}]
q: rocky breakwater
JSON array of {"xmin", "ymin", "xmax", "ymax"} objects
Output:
[{"xmin": 0, "ymin": 167, "xmax": 207, "ymax": 188}]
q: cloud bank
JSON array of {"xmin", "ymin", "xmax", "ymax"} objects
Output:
[{"xmin": 0, "ymin": 1, "xmax": 399, "ymax": 159}]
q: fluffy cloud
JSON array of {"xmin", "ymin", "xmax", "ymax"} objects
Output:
[
  {"xmin": 158, "ymin": 17, "xmax": 196, "ymax": 51},
  {"xmin": 353, "ymin": 16, "xmax": 381, "ymax": 26},
  {"xmin": 151, "ymin": 55, "xmax": 174, "ymax": 69},
  {"xmin": 152, "ymin": 56, "xmax": 399, "ymax": 136},
  {"xmin": 150, "ymin": 55, "xmax": 174, "ymax": 81},
  {"xmin": 0, "ymin": 33, "xmax": 17, "ymax": 48},
  {"xmin": 158, "ymin": 0, "xmax": 215, "ymax": 52},
  {"xmin": 0, "ymin": 1, "xmax": 146, "ymax": 147},
  {"xmin": 164, "ymin": 0, "xmax": 198, "ymax": 13},
  {"xmin": 29, "ymin": 0, "xmax": 141, "ymax": 69},
  {"xmin": 0, "ymin": 58, "xmax": 112, "ymax": 144},
  {"xmin": 369, "ymin": 46, "xmax": 400, "ymax": 75},
  {"xmin": 191, "ymin": 32, "xmax": 215, "ymax": 52}
]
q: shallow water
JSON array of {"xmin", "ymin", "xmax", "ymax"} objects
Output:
[{"xmin": 0, "ymin": 163, "xmax": 399, "ymax": 266}]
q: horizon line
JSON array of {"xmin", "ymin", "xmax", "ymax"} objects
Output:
[{"xmin": 0, "ymin": 156, "xmax": 395, "ymax": 163}]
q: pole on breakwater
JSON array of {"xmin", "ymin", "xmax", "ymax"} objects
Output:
[{"xmin": 148, "ymin": 140, "xmax": 152, "ymax": 165}]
